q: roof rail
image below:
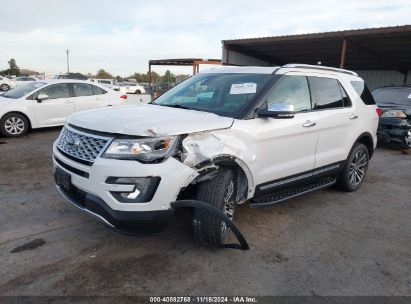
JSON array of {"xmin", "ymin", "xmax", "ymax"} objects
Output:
[{"xmin": 282, "ymin": 64, "xmax": 358, "ymax": 76}]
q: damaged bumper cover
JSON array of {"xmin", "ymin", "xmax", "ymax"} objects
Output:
[{"xmin": 377, "ymin": 117, "xmax": 411, "ymax": 143}]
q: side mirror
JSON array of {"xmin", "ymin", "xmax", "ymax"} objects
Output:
[
  {"xmin": 257, "ymin": 103, "xmax": 295, "ymax": 119},
  {"xmin": 37, "ymin": 94, "xmax": 49, "ymax": 102}
]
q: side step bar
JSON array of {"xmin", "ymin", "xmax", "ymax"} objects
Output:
[{"xmin": 251, "ymin": 177, "xmax": 337, "ymax": 208}]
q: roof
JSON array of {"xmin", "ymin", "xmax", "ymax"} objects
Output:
[
  {"xmin": 223, "ymin": 25, "xmax": 411, "ymax": 71},
  {"xmin": 200, "ymin": 66, "xmax": 279, "ymax": 74},
  {"xmin": 149, "ymin": 58, "xmax": 221, "ymax": 66}
]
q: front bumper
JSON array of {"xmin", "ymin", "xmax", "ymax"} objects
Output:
[{"xmin": 53, "ymin": 141, "xmax": 198, "ymax": 231}]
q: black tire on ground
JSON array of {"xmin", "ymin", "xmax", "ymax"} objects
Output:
[
  {"xmin": 399, "ymin": 130, "xmax": 411, "ymax": 150},
  {"xmin": 193, "ymin": 168, "xmax": 236, "ymax": 248},
  {"xmin": 1, "ymin": 84, "xmax": 10, "ymax": 91},
  {"xmin": 336, "ymin": 143, "xmax": 369, "ymax": 192},
  {"xmin": 135, "ymin": 90, "xmax": 141, "ymax": 94},
  {"xmin": 0, "ymin": 113, "xmax": 29, "ymax": 137}
]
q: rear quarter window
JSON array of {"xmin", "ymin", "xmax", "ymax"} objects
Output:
[{"xmin": 351, "ymin": 81, "xmax": 376, "ymax": 105}]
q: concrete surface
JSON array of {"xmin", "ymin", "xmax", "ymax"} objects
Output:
[{"xmin": 0, "ymin": 128, "xmax": 410, "ymax": 296}]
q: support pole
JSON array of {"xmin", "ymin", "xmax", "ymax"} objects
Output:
[
  {"xmin": 66, "ymin": 49, "xmax": 70, "ymax": 73},
  {"xmin": 339, "ymin": 38, "xmax": 347, "ymax": 69},
  {"xmin": 148, "ymin": 64, "xmax": 152, "ymax": 91},
  {"xmin": 404, "ymin": 70, "xmax": 408, "ymax": 84}
]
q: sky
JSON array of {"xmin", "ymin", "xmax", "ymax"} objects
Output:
[{"xmin": 0, "ymin": 0, "xmax": 410, "ymax": 77}]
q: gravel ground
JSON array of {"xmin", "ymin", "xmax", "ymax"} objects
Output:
[{"xmin": 0, "ymin": 128, "xmax": 410, "ymax": 296}]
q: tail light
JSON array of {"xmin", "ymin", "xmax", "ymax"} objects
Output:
[
  {"xmin": 120, "ymin": 95, "xmax": 127, "ymax": 100},
  {"xmin": 376, "ymin": 108, "xmax": 383, "ymax": 117}
]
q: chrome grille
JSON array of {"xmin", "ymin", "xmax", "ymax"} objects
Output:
[{"xmin": 57, "ymin": 126, "xmax": 112, "ymax": 163}]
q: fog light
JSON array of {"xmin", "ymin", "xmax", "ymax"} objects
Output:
[{"xmin": 106, "ymin": 177, "xmax": 161, "ymax": 203}]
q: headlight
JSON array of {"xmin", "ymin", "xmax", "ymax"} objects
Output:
[
  {"xmin": 103, "ymin": 136, "xmax": 179, "ymax": 162},
  {"xmin": 381, "ymin": 111, "xmax": 407, "ymax": 118}
]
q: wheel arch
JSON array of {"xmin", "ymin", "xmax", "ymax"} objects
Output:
[
  {"xmin": 1, "ymin": 111, "xmax": 32, "ymax": 129},
  {"xmin": 353, "ymin": 132, "xmax": 375, "ymax": 159}
]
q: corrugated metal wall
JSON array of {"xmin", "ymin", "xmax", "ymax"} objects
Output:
[
  {"xmin": 222, "ymin": 48, "xmax": 410, "ymax": 91},
  {"xmin": 223, "ymin": 49, "xmax": 271, "ymax": 66},
  {"xmin": 355, "ymin": 70, "xmax": 410, "ymax": 90}
]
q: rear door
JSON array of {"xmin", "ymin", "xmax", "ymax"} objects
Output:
[
  {"xmin": 308, "ymin": 75, "xmax": 361, "ymax": 168},
  {"xmin": 32, "ymin": 83, "xmax": 74, "ymax": 126},
  {"xmin": 72, "ymin": 83, "xmax": 106, "ymax": 112}
]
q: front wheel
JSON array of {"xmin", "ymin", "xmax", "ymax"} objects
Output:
[
  {"xmin": 193, "ymin": 168, "xmax": 236, "ymax": 247},
  {"xmin": 0, "ymin": 113, "xmax": 29, "ymax": 137},
  {"xmin": 400, "ymin": 129, "xmax": 411, "ymax": 150},
  {"xmin": 336, "ymin": 143, "xmax": 369, "ymax": 192}
]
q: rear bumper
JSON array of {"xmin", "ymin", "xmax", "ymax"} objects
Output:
[{"xmin": 377, "ymin": 119, "xmax": 410, "ymax": 143}]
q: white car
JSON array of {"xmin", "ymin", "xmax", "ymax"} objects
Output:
[
  {"xmin": 13, "ymin": 76, "xmax": 37, "ymax": 87},
  {"xmin": 0, "ymin": 76, "xmax": 14, "ymax": 91},
  {"xmin": 114, "ymin": 82, "xmax": 146, "ymax": 94},
  {"xmin": 53, "ymin": 65, "xmax": 380, "ymax": 248},
  {"xmin": 0, "ymin": 80, "xmax": 127, "ymax": 137},
  {"xmin": 91, "ymin": 79, "xmax": 116, "ymax": 89}
]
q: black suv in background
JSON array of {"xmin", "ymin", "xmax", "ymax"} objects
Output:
[{"xmin": 372, "ymin": 85, "xmax": 411, "ymax": 149}]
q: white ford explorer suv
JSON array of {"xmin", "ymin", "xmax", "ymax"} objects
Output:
[{"xmin": 53, "ymin": 64, "xmax": 380, "ymax": 249}]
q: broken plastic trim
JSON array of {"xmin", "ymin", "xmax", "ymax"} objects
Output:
[{"xmin": 171, "ymin": 200, "xmax": 249, "ymax": 250}]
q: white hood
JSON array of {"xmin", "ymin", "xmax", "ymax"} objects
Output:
[
  {"xmin": 0, "ymin": 96, "xmax": 15, "ymax": 107},
  {"xmin": 67, "ymin": 104, "xmax": 234, "ymax": 136}
]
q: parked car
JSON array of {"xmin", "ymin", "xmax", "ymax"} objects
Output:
[
  {"xmin": 54, "ymin": 73, "xmax": 88, "ymax": 80},
  {"xmin": 14, "ymin": 76, "xmax": 37, "ymax": 86},
  {"xmin": 91, "ymin": 79, "xmax": 116, "ymax": 89},
  {"xmin": 372, "ymin": 85, "xmax": 411, "ymax": 149},
  {"xmin": 53, "ymin": 64, "xmax": 380, "ymax": 248},
  {"xmin": 113, "ymin": 82, "xmax": 146, "ymax": 94},
  {"xmin": 0, "ymin": 80, "xmax": 127, "ymax": 137},
  {"xmin": 0, "ymin": 76, "xmax": 14, "ymax": 91}
]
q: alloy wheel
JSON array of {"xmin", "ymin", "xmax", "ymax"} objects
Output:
[
  {"xmin": 404, "ymin": 130, "xmax": 411, "ymax": 148},
  {"xmin": 349, "ymin": 150, "xmax": 368, "ymax": 187},
  {"xmin": 221, "ymin": 180, "xmax": 235, "ymax": 240},
  {"xmin": 4, "ymin": 117, "xmax": 25, "ymax": 135}
]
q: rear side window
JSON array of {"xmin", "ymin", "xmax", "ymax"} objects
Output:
[
  {"xmin": 339, "ymin": 83, "xmax": 351, "ymax": 107},
  {"xmin": 74, "ymin": 84, "xmax": 93, "ymax": 97},
  {"xmin": 92, "ymin": 85, "xmax": 107, "ymax": 95},
  {"xmin": 308, "ymin": 77, "xmax": 344, "ymax": 110},
  {"xmin": 351, "ymin": 81, "xmax": 376, "ymax": 105},
  {"xmin": 372, "ymin": 87, "xmax": 411, "ymax": 106}
]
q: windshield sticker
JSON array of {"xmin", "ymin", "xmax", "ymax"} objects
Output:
[{"xmin": 230, "ymin": 83, "xmax": 257, "ymax": 95}]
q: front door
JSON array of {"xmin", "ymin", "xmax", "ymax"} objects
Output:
[{"xmin": 33, "ymin": 83, "xmax": 74, "ymax": 127}]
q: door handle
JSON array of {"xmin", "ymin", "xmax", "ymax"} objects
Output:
[
  {"xmin": 302, "ymin": 120, "xmax": 316, "ymax": 128},
  {"xmin": 349, "ymin": 114, "xmax": 359, "ymax": 120}
]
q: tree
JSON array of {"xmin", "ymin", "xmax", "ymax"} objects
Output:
[
  {"xmin": 2, "ymin": 58, "xmax": 20, "ymax": 76},
  {"xmin": 162, "ymin": 70, "xmax": 176, "ymax": 84},
  {"xmin": 95, "ymin": 69, "xmax": 113, "ymax": 79}
]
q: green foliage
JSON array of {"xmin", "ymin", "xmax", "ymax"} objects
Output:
[
  {"xmin": 0, "ymin": 58, "xmax": 21, "ymax": 76},
  {"xmin": 95, "ymin": 69, "xmax": 113, "ymax": 79}
]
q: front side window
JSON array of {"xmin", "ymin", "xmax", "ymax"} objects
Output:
[
  {"xmin": 153, "ymin": 73, "xmax": 272, "ymax": 118},
  {"xmin": 74, "ymin": 84, "xmax": 93, "ymax": 97},
  {"xmin": 266, "ymin": 75, "xmax": 311, "ymax": 112},
  {"xmin": 38, "ymin": 84, "xmax": 70, "ymax": 99},
  {"xmin": 309, "ymin": 77, "xmax": 344, "ymax": 110}
]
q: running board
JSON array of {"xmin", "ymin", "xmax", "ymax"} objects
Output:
[{"xmin": 250, "ymin": 177, "xmax": 337, "ymax": 208}]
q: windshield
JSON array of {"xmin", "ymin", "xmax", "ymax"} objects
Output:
[
  {"xmin": 372, "ymin": 87, "xmax": 411, "ymax": 107},
  {"xmin": 153, "ymin": 73, "xmax": 272, "ymax": 118},
  {"xmin": 2, "ymin": 82, "xmax": 46, "ymax": 99}
]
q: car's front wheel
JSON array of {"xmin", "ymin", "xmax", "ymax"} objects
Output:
[
  {"xmin": 1, "ymin": 84, "xmax": 10, "ymax": 91},
  {"xmin": 193, "ymin": 168, "xmax": 236, "ymax": 247},
  {"xmin": 400, "ymin": 129, "xmax": 411, "ymax": 150},
  {"xmin": 336, "ymin": 143, "xmax": 369, "ymax": 192},
  {"xmin": 0, "ymin": 113, "xmax": 29, "ymax": 137}
]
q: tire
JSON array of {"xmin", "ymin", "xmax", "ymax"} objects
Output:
[
  {"xmin": 0, "ymin": 113, "xmax": 29, "ymax": 137},
  {"xmin": 1, "ymin": 84, "xmax": 10, "ymax": 91},
  {"xmin": 135, "ymin": 90, "xmax": 141, "ymax": 94},
  {"xmin": 399, "ymin": 129, "xmax": 411, "ymax": 150},
  {"xmin": 336, "ymin": 143, "xmax": 369, "ymax": 192},
  {"xmin": 193, "ymin": 168, "xmax": 236, "ymax": 248}
]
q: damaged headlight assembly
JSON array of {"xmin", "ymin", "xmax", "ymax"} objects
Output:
[{"xmin": 103, "ymin": 136, "xmax": 180, "ymax": 162}]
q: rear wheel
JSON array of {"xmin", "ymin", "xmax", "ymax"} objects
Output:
[
  {"xmin": 193, "ymin": 168, "xmax": 236, "ymax": 247},
  {"xmin": 0, "ymin": 113, "xmax": 29, "ymax": 137},
  {"xmin": 1, "ymin": 84, "xmax": 10, "ymax": 91},
  {"xmin": 336, "ymin": 143, "xmax": 369, "ymax": 192},
  {"xmin": 135, "ymin": 90, "xmax": 141, "ymax": 94}
]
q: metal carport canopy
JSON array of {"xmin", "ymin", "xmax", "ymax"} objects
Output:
[{"xmin": 222, "ymin": 25, "xmax": 411, "ymax": 76}]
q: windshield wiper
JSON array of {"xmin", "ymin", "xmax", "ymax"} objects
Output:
[{"xmin": 159, "ymin": 104, "xmax": 200, "ymax": 111}]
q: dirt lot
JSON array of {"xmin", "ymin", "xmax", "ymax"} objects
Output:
[{"xmin": 0, "ymin": 128, "xmax": 410, "ymax": 296}]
